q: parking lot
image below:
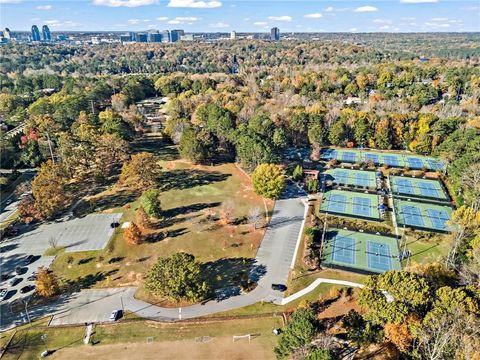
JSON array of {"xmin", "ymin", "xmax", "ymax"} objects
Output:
[{"xmin": 0, "ymin": 213, "xmax": 122, "ymax": 306}]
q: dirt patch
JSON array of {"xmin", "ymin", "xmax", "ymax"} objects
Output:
[
  {"xmin": 317, "ymin": 295, "xmax": 363, "ymax": 320},
  {"xmin": 50, "ymin": 336, "xmax": 275, "ymax": 360}
]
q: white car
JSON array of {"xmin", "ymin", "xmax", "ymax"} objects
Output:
[
  {"xmin": 109, "ymin": 310, "xmax": 123, "ymax": 321},
  {"xmin": 0, "ymin": 288, "xmax": 7, "ymax": 301}
]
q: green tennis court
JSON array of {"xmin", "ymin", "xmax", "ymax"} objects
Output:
[
  {"xmin": 320, "ymin": 189, "xmax": 381, "ymax": 220},
  {"xmin": 322, "ymin": 228, "xmax": 401, "ymax": 274},
  {"xmin": 390, "ymin": 176, "xmax": 449, "ymax": 201},
  {"xmin": 322, "ymin": 168, "xmax": 377, "ymax": 189},
  {"xmin": 320, "ymin": 148, "xmax": 444, "ymax": 172},
  {"xmin": 394, "ymin": 199, "xmax": 453, "ymax": 232}
]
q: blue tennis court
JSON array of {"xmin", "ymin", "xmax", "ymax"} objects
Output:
[
  {"xmin": 419, "ymin": 182, "xmax": 439, "ymax": 198},
  {"xmin": 321, "ymin": 149, "xmax": 337, "ymax": 160},
  {"xmin": 364, "ymin": 153, "xmax": 379, "ymax": 164},
  {"xmin": 367, "ymin": 241, "xmax": 392, "ymax": 271},
  {"xmin": 407, "ymin": 157, "xmax": 424, "ymax": 169},
  {"xmin": 332, "ymin": 236, "xmax": 356, "ymax": 264},
  {"xmin": 383, "ymin": 155, "xmax": 400, "ymax": 167},
  {"xmin": 400, "ymin": 205, "xmax": 424, "ymax": 227},
  {"xmin": 342, "ymin": 152, "xmax": 357, "ymax": 162},
  {"xmin": 428, "ymin": 159, "xmax": 443, "ymax": 171},
  {"xmin": 356, "ymin": 173, "xmax": 370, "ymax": 187},
  {"xmin": 396, "ymin": 178, "xmax": 414, "ymax": 194},
  {"xmin": 328, "ymin": 194, "xmax": 347, "ymax": 212},
  {"xmin": 334, "ymin": 170, "xmax": 348, "ymax": 184},
  {"xmin": 352, "ymin": 197, "xmax": 372, "ymax": 217},
  {"xmin": 426, "ymin": 209, "xmax": 450, "ymax": 231}
]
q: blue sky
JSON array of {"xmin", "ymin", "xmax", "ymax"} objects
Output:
[{"xmin": 1, "ymin": 0, "xmax": 479, "ymax": 32}]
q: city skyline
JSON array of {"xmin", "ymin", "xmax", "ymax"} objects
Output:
[{"xmin": 1, "ymin": 0, "xmax": 479, "ymax": 33}]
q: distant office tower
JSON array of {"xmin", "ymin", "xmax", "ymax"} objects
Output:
[
  {"xmin": 148, "ymin": 31, "xmax": 161, "ymax": 43},
  {"xmin": 170, "ymin": 29, "xmax": 184, "ymax": 42},
  {"xmin": 129, "ymin": 32, "xmax": 136, "ymax": 42},
  {"xmin": 4, "ymin": 28, "xmax": 11, "ymax": 40},
  {"xmin": 270, "ymin": 27, "xmax": 280, "ymax": 41},
  {"xmin": 42, "ymin": 25, "xmax": 51, "ymax": 42},
  {"xmin": 230, "ymin": 31, "xmax": 236, "ymax": 40},
  {"xmin": 136, "ymin": 33, "xmax": 148, "ymax": 43},
  {"xmin": 57, "ymin": 34, "xmax": 66, "ymax": 41},
  {"xmin": 161, "ymin": 30, "xmax": 170, "ymax": 43},
  {"xmin": 120, "ymin": 34, "xmax": 132, "ymax": 44},
  {"xmin": 31, "ymin": 25, "xmax": 41, "ymax": 41}
]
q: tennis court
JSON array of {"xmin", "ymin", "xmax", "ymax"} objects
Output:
[
  {"xmin": 394, "ymin": 199, "xmax": 453, "ymax": 232},
  {"xmin": 322, "ymin": 228, "xmax": 401, "ymax": 274},
  {"xmin": 390, "ymin": 176, "xmax": 449, "ymax": 201},
  {"xmin": 320, "ymin": 189, "xmax": 381, "ymax": 220},
  {"xmin": 320, "ymin": 148, "xmax": 445, "ymax": 171},
  {"xmin": 322, "ymin": 168, "xmax": 377, "ymax": 188}
]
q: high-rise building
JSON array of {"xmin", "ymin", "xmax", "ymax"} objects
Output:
[
  {"xmin": 129, "ymin": 32, "xmax": 136, "ymax": 42},
  {"xmin": 270, "ymin": 27, "xmax": 280, "ymax": 41},
  {"xmin": 31, "ymin": 25, "xmax": 41, "ymax": 42},
  {"xmin": 161, "ymin": 30, "xmax": 170, "ymax": 43},
  {"xmin": 180, "ymin": 34, "xmax": 194, "ymax": 41},
  {"xmin": 170, "ymin": 29, "xmax": 184, "ymax": 42},
  {"xmin": 136, "ymin": 33, "xmax": 148, "ymax": 43},
  {"xmin": 148, "ymin": 31, "xmax": 161, "ymax": 43},
  {"xmin": 42, "ymin": 25, "xmax": 51, "ymax": 42},
  {"xmin": 120, "ymin": 34, "xmax": 132, "ymax": 44},
  {"xmin": 4, "ymin": 28, "xmax": 11, "ymax": 40},
  {"xmin": 230, "ymin": 31, "xmax": 236, "ymax": 40}
]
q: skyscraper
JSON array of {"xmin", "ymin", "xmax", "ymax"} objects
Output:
[
  {"xmin": 161, "ymin": 30, "xmax": 170, "ymax": 43},
  {"xmin": 136, "ymin": 33, "xmax": 148, "ymax": 43},
  {"xmin": 42, "ymin": 25, "xmax": 51, "ymax": 42},
  {"xmin": 230, "ymin": 31, "xmax": 237, "ymax": 40},
  {"xmin": 170, "ymin": 29, "xmax": 184, "ymax": 42},
  {"xmin": 31, "ymin": 25, "xmax": 41, "ymax": 42},
  {"xmin": 270, "ymin": 27, "xmax": 280, "ymax": 41},
  {"xmin": 148, "ymin": 30, "xmax": 161, "ymax": 43},
  {"xmin": 4, "ymin": 28, "xmax": 11, "ymax": 40}
]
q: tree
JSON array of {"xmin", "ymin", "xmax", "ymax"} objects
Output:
[
  {"xmin": 307, "ymin": 179, "xmax": 319, "ymax": 193},
  {"xmin": 124, "ymin": 222, "xmax": 143, "ymax": 245},
  {"xmin": 220, "ymin": 199, "xmax": 236, "ymax": 225},
  {"xmin": 17, "ymin": 194, "xmax": 43, "ymax": 223},
  {"xmin": 136, "ymin": 207, "xmax": 151, "ymax": 230},
  {"xmin": 461, "ymin": 163, "xmax": 480, "ymax": 211},
  {"xmin": 252, "ymin": 164, "xmax": 285, "ymax": 199},
  {"xmin": 328, "ymin": 119, "xmax": 347, "ymax": 146},
  {"xmin": 384, "ymin": 323, "xmax": 413, "ymax": 353},
  {"xmin": 145, "ymin": 252, "xmax": 209, "ymax": 302},
  {"xmin": 32, "ymin": 160, "xmax": 68, "ymax": 218},
  {"xmin": 178, "ymin": 128, "xmax": 208, "ymax": 164},
  {"xmin": 305, "ymin": 348, "xmax": 337, "ymax": 360},
  {"xmin": 274, "ymin": 308, "xmax": 317, "ymax": 359},
  {"xmin": 36, "ymin": 267, "xmax": 59, "ymax": 297},
  {"xmin": 119, "ymin": 152, "xmax": 161, "ymax": 189},
  {"xmin": 99, "ymin": 109, "xmax": 134, "ymax": 140},
  {"xmin": 140, "ymin": 189, "xmax": 162, "ymax": 218},
  {"xmin": 292, "ymin": 164, "xmax": 303, "ymax": 181},
  {"xmin": 247, "ymin": 206, "xmax": 263, "ymax": 230}
]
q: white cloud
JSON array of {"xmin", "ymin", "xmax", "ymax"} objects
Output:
[
  {"xmin": 379, "ymin": 25, "xmax": 390, "ymax": 30},
  {"xmin": 373, "ymin": 18, "xmax": 392, "ymax": 24},
  {"xmin": 93, "ymin": 0, "xmax": 158, "ymax": 7},
  {"xmin": 44, "ymin": 20, "xmax": 80, "ymax": 28},
  {"xmin": 350, "ymin": 27, "xmax": 358, "ymax": 32},
  {"xmin": 253, "ymin": 21, "xmax": 268, "ymax": 26},
  {"xmin": 167, "ymin": 16, "xmax": 199, "ymax": 24},
  {"xmin": 267, "ymin": 16, "xmax": 292, "ymax": 22},
  {"xmin": 354, "ymin": 5, "xmax": 378, "ymax": 12},
  {"xmin": 430, "ymin": 17, "xmax": 448, "ymax": 21},
  {"xmin": 156, "ymin": 16, "xmax": 168, "ymax": 21},
  {"xmin": 324, "ymin": 6, "xmax": 334, "ymax": 12},
  {"xmin": 400, "ymin": 17, "xmax": 416, "ymax": 20},
  {"xmin": 127, "ymin": 18, "xmax": 140, "ymax": 24},
  {"xmin": 304, "ymin": 13, "xmax": 323, "ymax": 19},
  {"xmin": 0, "ymin": 0, "xmax": 22, "ymax": 3},
  {"xmin": 167, "ymin": 0, "xmax": 221, "ymax": 8},
  {"xmin": 36, "ymin": 4, "xmax": 52, "ymax": 10},
  {"xmin": 209, "ymin": 21, "xmax": 229, "ymax": 28},
  {"xmin": 400, "ymin": 0, "xmax": 438, "ymax": 3},
  {"xmin": 424, "ymin": 22, "xmax": 450, "ymax": 27}
]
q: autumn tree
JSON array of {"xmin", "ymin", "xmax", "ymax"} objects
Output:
[
  {"xmin": 252, "ymin": 164, "xmax": 285, "ymax": 199},
  {"xmin": 31, "ymin": 160, "xmax": 68, "ymax": 218},
  {"xmin": 140, "ymin": 189, "xmax": 162, "ymax": 218},
  {"xmin": 124, "ymin": 222, "xmax": 143, "ymax": 245},
  {"xmin": 36, "ymin": 267, "xmax": 59, "ymax": 297},
  {"xmin": 136, "ymin": 207, "xmax": 151, "ymax": 230},
  {"xmin": 119, "ymin": 152, "xmax": 161, "ymax": 189},
  {"xmin": 384, "ymin": 323, "xmax": 413, "ymax": 353}
]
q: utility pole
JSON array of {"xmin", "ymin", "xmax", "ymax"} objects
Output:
[
  {"xmin": 45, "ymin": 132, "xmax": 54, "ymax": 162},
  {"xmin": 23, "ymin": 299, "xmax": 31, "ymax": 325}
]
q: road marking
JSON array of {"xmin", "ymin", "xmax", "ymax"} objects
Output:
[{"xmin": 179, "ymin": 307, "xmax": 182, "ymax": 320}]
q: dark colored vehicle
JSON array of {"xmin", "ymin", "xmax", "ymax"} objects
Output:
[
  {"xmin": 271, "ymin": 284, "xmax": 287, "ymax": 292},
  {"xmin": 15, "ymin": 266, "xmax": 23, "ymax": 275},
  {"xmin": 19, "ymin": 285, "xmax": 34, "ymax": 294},
  {"xmin": 25, "ymin": 255, "xmax": 36, "ymax": 265},
  {"xmin": 109, "ymin": 309, "xmax": 123, "ymax": 321},
  {"xmin": 27, "ymin": 273, "xmax": 37, "ymax": 281},
  {"xmin": 1, "ymin": 273, "xmax": 13, "ymax": 282},
  {"xmin": 8, "ymin": 277, "xmax": 21, "ymax": 286},
  {"xmin": 110, "ymin": 222, "xmax": 120, "ymax": 228}
]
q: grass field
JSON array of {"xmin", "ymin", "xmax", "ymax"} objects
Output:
[
  {"xmin": 50, "ymin": 139, "xmax": 272, "ymax": 301},
  {"xmin": 1, "ymin": 317, "xmax": 278, "ymax": 360}
]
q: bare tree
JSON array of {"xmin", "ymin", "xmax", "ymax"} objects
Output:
[
  {"xmin": 247, "ymin": 206, "xmax": 263, "ymax": 230},
  {"xmin": 461, "ymin": 163, "xmax": 480, "ymax": 211},
  {"xmin": 220, "ymin": 199, "xmax": 236, "ymax": 225},
  {"xmin": 48, "ymin": 236, "xmax": 59, "ymax": 249}
]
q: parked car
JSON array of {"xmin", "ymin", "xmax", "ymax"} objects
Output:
[
  {"xmin": 27, "ymin": 272, "xmax": 37, "ymax": 282},
  {"xmin": 8, "ymin": 277, "xmax": 21, "ymax": 287},
  {"xmin": 1, "ymin": 273, "xmax": 12, "ymax": 282},
  {"xmin": 19, "ymin": 285, "xmax": 34, "ymax": 294},
  {"xmin": 25, "ymin": 255, "xmax": 36, "ymax": 265},
  {"xmin": 0, "ymin": 289, "xmax": 7, "ymax": 301},
  {"xmin": 15, "ymin": 266, "xmax": 23, "ymax": 275},
  {"xmin": 109, "ymin": 309, "xmax": 123, "ymax": 321},
  {"xmin": 5, "ymin": 199, "xmax": 12, "ymax": 205},
  {"xmin": 110, "ymin": 222, "xmax": 120, "ymax": 228},
  {"xmin": 271, "ymin": 283, "xmax": 287, "ymax": 292}
]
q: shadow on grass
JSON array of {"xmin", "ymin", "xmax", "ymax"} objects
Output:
[
  {"xmin": 158, "ymin": 170, "xmax": 229, "ymax": 192},
  {"xmin": 65, "ymin": 269, "xmax": 119, "ymax": 290},
  {"xmin": 201, "ymin": 257, "xmax": 266, "ymax": 293},
  {"xmin": 163, "ymin": 202, "xmax": 221, "ymax": 218},
  {"xmin": 131, "ymin": 137, "xmax": 180, "ymax": 162},
  {"xmin": 88, "ymin": 189, "xmax": 140, "ymax": 213}
]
